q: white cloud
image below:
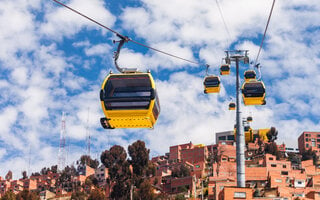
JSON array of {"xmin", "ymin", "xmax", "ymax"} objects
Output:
[
  {"xmin": 0, "ymin": 0, "xmax": 38, "ymax": 61},
  {"xmin": 85, "ymin": 43, "xmax": 111, "ymax": 57},
  {"xmin": 41, "ymin": 0, "xmax": 116, "ymax": 40},
  {"xmin": 0, "ymin": 149, "xmax": 6, "ymax": 160}
]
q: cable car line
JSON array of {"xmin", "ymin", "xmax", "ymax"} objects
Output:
[
  {"xmin": 253, "ymin": 0, "xmax": 276, "ymax": 67},
  {"xmin": 51, "ymin": 0, "xmax": 204, "ymax": 66},
  {"xmin": 215, "ymin": 0, "xmax": 232, "ymax": 45}
]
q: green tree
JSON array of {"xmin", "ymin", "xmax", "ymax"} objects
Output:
[
  {"xmin": 40, "ymin": 167, "xmax": 49, "ymax": 175},
  {"xmin": 5, "ymin": 171, "xmax": 12, "ymax": 181},
  {"xmin": 172, "ymin": 164, "xmax": 190, "ymax": 178},
  {"xmin": 16, "ymin": 190, "xmax": 40, "ymax": 200},
  {"xmin": 175, "ymin": 194, "xmax": 186, "ymax": 200},
  {"xmin": 71, "ymin": 191, "xmax": 87, "ymax": 200},
  {"xmin": 21, "ymin": 171, "xmax": 28, "ymax": 179},
  {"xmin": 264, "ymin": 142, "xmax": 281, "ymax": 160},
  {"xmin": 135, "ymin": 179, "xmax": 155, "ymax": 200},
  {"xmin": 1, "ymin": 191, "xmax": 15, "ymax": 200},
  {"xmin": 128, "ymin": 140, "xmax": 150, "ymax": 176},
  {"xmin": 80, "ymin": 155, "xmax": 99, "ymax": 169},
  {"xmin": 111, "ymin": 180, "xmax": 130, "ymax": 200},
  {"xmin": 101, "ymin": 145, "xmax": 127, "ymax": 172},
  {"xmin": 88, "ymin": 188, "xmax": 106, "ymax": 200},
  {"xmin": 101, "ymin": 145, "xmax": 131, "ymax": 199},
  {"xmin": 145, "ymin": 162, "xmax": 156, "ymax": 177},
  {"xmin": 50, "ymin": 165, "xmax": 58, "ymax": 173},
  {"xmin": 288, "ymin": 152, "xmax": 301, "ymax": 165},
  {"xmin": 301, "ymin": 148, "xmax": 318, "ymax": 165},
  {"xmin": 56, "ymin": 165, "xmax": 77, "ymax": 191}
]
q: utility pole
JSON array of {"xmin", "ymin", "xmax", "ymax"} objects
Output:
[
  {"xmin": 130, "ymin": 184, "xmax": 133, "ymax": 200},
  {"xmin": 225, "ymin": 50, "xmax": 249, "ymax": 187},
  {"xmin": 58, "ymin": 112, "xmax": 67, "ymax": 171},
  {"xmin": 201, "ymin": 179, "xmax": 203, "ymax": 200},
  {"xmin": 193, "ymin": 175, "xmax": 197, "ymax": 199}
]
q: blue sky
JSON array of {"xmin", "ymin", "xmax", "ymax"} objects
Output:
[{"xmin": 0, "ymin": 0, "xmax": 319, "ymax": 178}]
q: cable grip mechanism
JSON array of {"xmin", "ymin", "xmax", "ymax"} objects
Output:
[{"xmin": 113, "ymin": 34, "xmax": 137, "ymax": 73}]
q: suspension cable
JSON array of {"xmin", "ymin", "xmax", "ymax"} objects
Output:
[
  {"xmin": 215, "ymin": 0, "xmax": 232, "ymax": 47},
  {"xmin": 254, "ymin": 0, "xmax": 276, "ymax": 67},
  {"xmin": 51, "ymin": 0, "xmax": 204, "ymax": 66}
]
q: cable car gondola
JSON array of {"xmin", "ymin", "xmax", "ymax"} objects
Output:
[
  {"xmin": 244, "ymin": 126, "xmax": 253, "ymax": 144},
  {"xmin": 244, "ymin": 70, "xmax": 256, "ymax": 82},
  {"xmin": 241, "ymin": 80, "xmax": 266, "ymax": 106},
  {"xmin": 100, "ymin": 35, "xmax": 160, "ymax": 129},
  {"xmin": 100, "ymin": 72, "xmax": 160, "ymax": 129},
  {"xmin": 203, "ymin": 75, "xmax": 221, "ymax": 94},
  {"xmin": 229, "ymin": 102, "xmax": 236, "ymax": 110},
  {"xmin": 234, "ymin": 125, "xmax": 254, "ymax": 144},
  {"xmin": 220, "ymin": 64, "xmax": 231, "ymax": 75}
]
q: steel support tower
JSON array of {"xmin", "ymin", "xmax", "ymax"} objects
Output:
[
  {"xmin": 225, "ymin": 50, "xmax": 249, "ymax": 187},
  {"xmin": 58, "ymin": 112, "xmax": 67, "ymax": 171}
]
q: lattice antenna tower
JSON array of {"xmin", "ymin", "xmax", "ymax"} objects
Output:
[
  {"xmin": 58, "ymin": 112, "xmax": 67, "ymax": 171},
  {"xmin": 85, "ymin": 108, "xmax": 91, "ymax": 157}
]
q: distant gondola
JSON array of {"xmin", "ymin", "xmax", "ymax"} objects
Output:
[
  {"xmin": 203, "ymin": 76, "xmax": 221, "ymax": 94},
  {"xmin": 244, "ymin": 70, "xmax": 256, "ymax": 82},
  {"xmin": 220, "ymin": 64, "xmax": 231, "ymax": 75},
  {"xmin": 229, "ymin": 102, "xmax": 236, "ymax": 110}
]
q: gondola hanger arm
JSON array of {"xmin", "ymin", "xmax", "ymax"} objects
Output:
[
  {"xmin": 113, "ymin": 35, "xmax": 138, "ymax": 73},
  {"xmin": 205, "ymin": 64, "xmax": 210, "ymax": 76}
]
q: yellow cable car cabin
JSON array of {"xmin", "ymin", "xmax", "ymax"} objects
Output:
[
  {"xmin": 233, "ymin": 125, "xmax": 253, "ymax": 144},
  {"xmin": 241, "ymin": 80, "xmax": 266, "ymax": 105},
  {"xmin": 204, "ymin": 76, "xmax": 220, "ymax": 94},
  {"xmin": 220, "ymin": 64, "xmax": 231, "ymax": 75},
  {"xmin": 244, "ymin": 126, "xmax": 253, "ymax": 144},
  {"xmin": 244, "ymin": 70, "xmax": 256, "ymax": 82},
  {"xmin": 100, "ymin": 72, "xmax": 160, "ymax": 129},
  {"xmin": 229, "ymin": 102, "xmax": 236, "ymax": 110}
]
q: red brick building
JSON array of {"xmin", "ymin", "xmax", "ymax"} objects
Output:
[
  {"xmin": 219, "ymin": 186, "xmax": 253, "ymax": 200},
  {"xmin": 298, "ymin": 131, "xmax": 320, "ymax": 153}
]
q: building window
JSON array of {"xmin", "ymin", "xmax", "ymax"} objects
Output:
[
  {"xmin": 306, "ymin": 144, "xmax": 309, "ymax": 148},
  {"xmin": 306, "ymin": 138, "xmax": 309, "ymax": 142},
  {"xmin": 269, "ymin": 157, "xmax": 274, "ymax": 160},
  {"xmin": 313, "ymin": 141, "xmax": 316, "ymax": 147},
  {"xmin": 271, "ymin": 164, "xmax": 277, "ymax": 167},
  {"xmin": 318, "ymin": 134, "xmax": 320, "ymax": 138},
  {"xmin": 275, "ymin": 179, "xmax": 282, "ymax": 183},
  {"xmin": 227, "ymin": 135, "xmax": 234, "ymax": 140},
  {"xmin": 283, "ymin": 165, "xmax": 287, "ymax": 168},
  {"xmin": 281, "ymin": 171, "xmax": 288, "ymax": 175},
  {"xmin": 218, "ymin": 136, "xmax": 226, "ymax": 141},
  {"xmin": 234, "ymin": 192, "xmax": 246, "ymax": 198},
  {"xmin": 297, "ymin": 181, "xmax": 302, "ymax": 184}
]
